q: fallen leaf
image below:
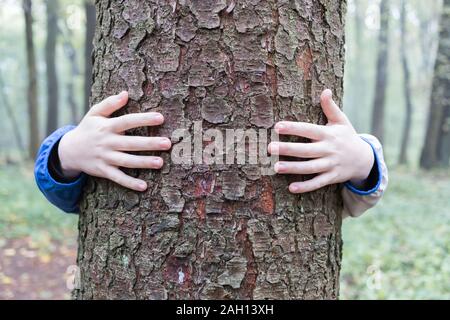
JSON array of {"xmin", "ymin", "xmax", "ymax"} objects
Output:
[{"xmin": 4, "ymin": 248, "xmax": 16, "ymax": 257}]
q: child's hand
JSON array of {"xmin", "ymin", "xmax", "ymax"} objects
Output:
[
  {"xmin": 58, "ymin": 91, "xmax": 171, "ymax": 192},
  {"xmin": 269, "ymin": 89, "xmax": 374, "ymax": 194}
]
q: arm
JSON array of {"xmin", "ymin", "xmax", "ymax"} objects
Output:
[
  {"xmin": 34, "ymin": 126, "xmax": 86, "ymax": 213},
  {"xmin": 34, "ymin": 91, "xmax": 171, "ymax": 213},
  {"xmin": 342, "ymin": 134, "xmax": 388, "ymax": 218},
  {"xmin": 269, "ymin": 89, "xmax": 388, "ymax": 217}
]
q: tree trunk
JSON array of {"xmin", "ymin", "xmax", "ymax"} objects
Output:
[
  {"xmin": 370, "ymin": 0, "xmax": 389, "ymax": 144},
  {"xmin": 0, "ymin": 71, "xmax": 25, "ymax": 152},
  {"xmin": 23, "ymin": 0, "xmax": 39, "ymax": 159},
  {"xmin": 45, "ymin": 0, "xmax": 59, "ymax": 136},
  {"xmin": 83, "ymin": 0, "xmax": 96, "ymax": 113},
  {"xmin": 398, "ymin": 0, "xmax": 413, "ymax": 165},
  {"xmin": 349, "ymin": 0, "xmax": 366, "ymax": 131},
  {"xmin": 62, "ymin": 25, "xmax": 80, "ymax": 124},
  {"xmin": 420, "ymin": 0, "xmax": 450, "ymax": 169},
  {"xmin": 76, "ymin": 0, "xmax": 346, "ymax": 300},
  {"xmin": 418, "ymin": 0, "xmax": 439, "ymax": 79}
]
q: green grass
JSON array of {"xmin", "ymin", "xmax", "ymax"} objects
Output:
[
  {"xmin": 0, "ymin": 163, "xmax": 449, "ymax": 299},
  {"xmin": 341, "ymin": 168, "xmax": 450, "ymax": 300},
  {"xmin": 0, "ymin": 163, "xmax": 78, "ymax": 247}
]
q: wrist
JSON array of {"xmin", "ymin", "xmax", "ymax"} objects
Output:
[
  {"xmin": 58, "ymin": 130, "xmax": 82, "ymax": 179},
  {"xmin": 350, "ymin": 138, "xmax": 375, "ymax": 184}
]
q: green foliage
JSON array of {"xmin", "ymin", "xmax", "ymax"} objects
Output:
[
  {"xmin": 341, "ymin": 168, "xmax": 450, "ymax": 299},
  {"xmin": 0, "ymin": 164, "xmax": 77, "ymax": 243},
  {"xmin": 0, "ymin": 0, "xmax": 448, "ymax": 300},
  {"xmin": 0, "ymin": 0, "xmax": 86, "ymax": 153},
  {"xmin": 1, "ymin": 164, "xmax": 449, "ymax": 299}
]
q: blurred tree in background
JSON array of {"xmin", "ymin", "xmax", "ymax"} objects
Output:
[
  {"xmin": 45, "ymin": 0, "xmax": 59, "ymax": 136},
  {"xmin": 83, "ymin": 0, "xmax": 94, "ymax": 114},
  {"xmin": 399, "ymin": 0, "xmax": 414, "ymax": 165},
  {"xmin": 0, "ymin": 0, "xmax": 449, "ymax": 300},
  {"xmin": 371, "ymin": 0, "xmax": 390, "ymax": 145},
  {"xmin": 22, "ymin": 0, "xmax": 40, "ymax": 159},
  {"xmin": 0, "ymin": 0, "xmax": 447, "ymax": 168},
  {"xmin": 421, "ymin": 0, "xmax": 450, "ymax": 169}
]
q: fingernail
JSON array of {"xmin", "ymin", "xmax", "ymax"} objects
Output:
[
  {"xmin": 139, "ymin": 182, "xmax": 147, "ymax": 191},
  {"xmin": 289, "ymin": 184, "xmax": 300, "ymax": 193},
  {"xmin": 160, "ymin": 139, "xmax": 171, "ymax": 149},
  {"xmin": 274, "ymin": 123, "xmax": 285, "ymax": 134},
  {"xmin": 269, "ymin": 142, "xmax": 279, "ymax": 154},
  {"xmin": 153, "ymin": 158, "xmax": 163, "ymax": 167},
  {"xmin": 274, "ymin": 162, "xmax": 283, "ymax": 173},
  {"xmin": 153, "ymin": 113, "xmax": 164, "ymax": 122}
]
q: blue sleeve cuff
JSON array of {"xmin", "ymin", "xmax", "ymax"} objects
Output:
[
  {"xmin": 34, "ymin": 126, "xmax": 86, "ymax": 213},
  {"xmin": 344, "ymin": 137, "xmax": 382, "ymax": 196}
]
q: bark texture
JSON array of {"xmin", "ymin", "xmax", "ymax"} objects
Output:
[
  {"xmin": 45, "ymin": 0, "xmax": 59, "ymax": 136},
  {"xmin": 421, "ymin": 0, "xmax": 450, "ymax": 169},
  {"xmin": 76, "ymin": 0, "xmax": 346, "ymax": 300},
  {"xmin": 23, "ymin": 0, "xmax": 39, "ymax": 159},
  {"xmin": 370, "ymin": 0, "xmax": 389, "ymax": 144}
]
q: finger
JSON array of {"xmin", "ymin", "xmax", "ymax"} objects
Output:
[
  {"xmin": 111, "ymin": 136, "xmax": 172, "ymax": 152},
  {"xmin": 274, "ymin": 158, "xmax": 334, "ymax": 175},
  {"xmin": 274, "ymin": 121, "xmax": 327, "ymax": 140},
  {"xmin": 289, "ymin": 171, "xmax": 338, "ymax": 194},
  {"xmin": 268, "ymin": 142, "xmax": 328, "ymax": 158},
  {"xmin": 88, "ymin": 91, "xmax": 129, "ymax": 117},
  {"xmin": 106, "ymin": 152, "xmax": 164, "ymax": 169},
  {"xmin": 104, "ymin": 166, "xmax": 148, "ymax": 191},
  {"xmin": 109, "ymin": 112, "xmax": 164, "ymax": 133},
  {"xmin": 320, "ymin": 89, "xmax": 349, "ymax": 125}
]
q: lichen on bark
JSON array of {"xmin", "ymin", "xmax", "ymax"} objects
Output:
[{"xmin": 76, "ymin": 0, "xmax": 347, "ymax": 300}]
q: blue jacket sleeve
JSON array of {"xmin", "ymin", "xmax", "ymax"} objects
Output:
[
  {"xmin": 341, "ymin": 134, "xmax": 389, "ymax": 218},
  {"xmin": 34, "ymin": 126, "xmax": 87, "ymax": 214},
  {"xmin": 343, "ymin": 136, "xmax": 383, "ymax": 196}
]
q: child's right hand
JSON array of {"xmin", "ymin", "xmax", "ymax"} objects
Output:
[{"xmin": 58, "ymin": 91, "xmax": 171, "ymax": 192}]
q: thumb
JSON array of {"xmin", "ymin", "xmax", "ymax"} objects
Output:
[
  {"xmin": 88, "ymin": 91, "xmax": 129, "ymax": 117},
  {"xmin": 320, "ymin": 89, "xmax": 349, "ymax": 125}
]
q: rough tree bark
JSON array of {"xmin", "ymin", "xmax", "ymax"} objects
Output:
[
  {"xmin": 398, "ymin": 0, "xmax": 413, "ymax": 165},
  {"xmin": 84, "ymin": 0, "xmax": 96, "ymax": 113},
  {"xmin": 45, "ymin": 0, "xmax": 59, "ymax": 136},
  {"xmin": 370, "ymin": 0, "xmax": 389, "ymax": 144},
  {"xmin": 420, "ymin": 0, "xmax": 450, "ymax": 169},
  {"xmin": 76, "ymin": 0, "xmax": 346, "ymax": 300},
  {"xmin": 23, "ymin": 0, "xmax": 39, "ymax": 159}
]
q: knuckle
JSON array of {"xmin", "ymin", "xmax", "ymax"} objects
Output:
[
  {"xmin": 325, "ymin": 158, "xmax": 335, "ymax": 168},
  {"xmin": 122, "ymin": 118, "xmax": 133, "ymax": 129},
  {"xmin": 117, "ymin": 156, "xmax": 129, "ymax": 168},
  {"xmin": 315, "ymin": 181, "xmax": 324, "ymax": 190},
  {"xmin": 309, "ymin": 162, "xmax": 318, "ymax": 173},
  {"xmin": 95, "ymin": 162, "xmax": 106, "ymax": 174},
  {"xmin": 97, "ymin": 122, "xmax": 110, "ymax": 133},
  {"xmin": 332, "ymin": 170, "xmax": 341, "ymax": 182},
  {"xmin": 303, "ymin": 146, "xmax": 313, "ymax": 157}
]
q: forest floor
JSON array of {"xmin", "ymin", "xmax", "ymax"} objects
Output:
[
  {"xmin": 0, "ymin": 163, "xmax": 78, "ymax": 299},
  {"xmin": 0, "ymin": 163, "xmax": 449, "ymax": 299}
]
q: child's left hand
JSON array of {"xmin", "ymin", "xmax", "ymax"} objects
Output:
[{"xmin": 268, "ymin": 89, "xmax": 374, "ymax": 194}]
